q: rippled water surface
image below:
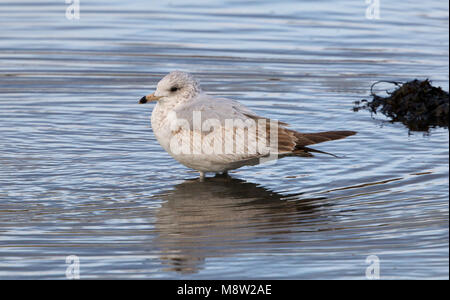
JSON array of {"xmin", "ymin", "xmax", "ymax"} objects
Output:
[{"xmin": 0, "ymin": 0, "xmax": 448, "ymax": 279}]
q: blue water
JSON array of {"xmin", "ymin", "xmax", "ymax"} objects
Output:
[{"xmin": 0, "ymin": 0, "xmax": 448, "ymax": 279}]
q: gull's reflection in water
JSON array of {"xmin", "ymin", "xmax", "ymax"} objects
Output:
[{"xmin": 152, "ymin": 175, "xmax": 327, "ymax": 274}]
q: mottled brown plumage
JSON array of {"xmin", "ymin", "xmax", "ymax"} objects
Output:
[{"xmin": 246, "ymin": 113, "xmax": 356, "ymax": 157}]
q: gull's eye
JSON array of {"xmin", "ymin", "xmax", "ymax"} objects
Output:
[{"xmin": 170, "ymin": 86, "xmax": 178, "ymax": 92}]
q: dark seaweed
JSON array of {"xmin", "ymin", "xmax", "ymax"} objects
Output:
[{"xmin": 354, "ymin": 79, "xmax": 449, "ymax": 132}]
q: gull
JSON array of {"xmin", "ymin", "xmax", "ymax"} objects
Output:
[{"xmin": 139, "ymin": 71, "xmax": 356, "ymax": 181}]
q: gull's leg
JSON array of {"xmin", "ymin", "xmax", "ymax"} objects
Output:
[{"xmin": 199, "ymin": 171, "xmax": 205, "ymax": 182}]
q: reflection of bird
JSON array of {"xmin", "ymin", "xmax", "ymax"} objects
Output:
[
  {"xmin": 153, "ymin": 175, "xmax": 325, "ymax": 274},
  {"xmin": 139, "ymin": 71, "xmax": 356, "ymax": 180}
]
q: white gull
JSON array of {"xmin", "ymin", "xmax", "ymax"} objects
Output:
[{"xmin": 139, "ymin": 71, "xmax": 356, "ymax": 181}]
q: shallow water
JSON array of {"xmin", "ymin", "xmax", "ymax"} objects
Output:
[{"xmin": 0, "ymin": 0, "xmax": 448, "ymax": 279}]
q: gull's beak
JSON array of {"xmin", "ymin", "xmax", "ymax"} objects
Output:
[{"xmin": 139, "ymin": 93, "xmax": 162, "ymax": 104}]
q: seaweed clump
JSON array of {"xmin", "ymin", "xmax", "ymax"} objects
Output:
[{"xmin": 354, "ymin": 79, "xmax": 449, "ymax": 131}]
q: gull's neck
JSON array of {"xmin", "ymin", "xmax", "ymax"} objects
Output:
[{"xmin": 151, "ymin": 93, "xmax": 199, "ymax": 130}]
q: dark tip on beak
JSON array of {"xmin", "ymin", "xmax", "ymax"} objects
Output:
[{"xmin": 139, "ymin": 96, "xmax": 147, "ymax": 104}]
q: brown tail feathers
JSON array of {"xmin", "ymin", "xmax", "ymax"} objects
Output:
[{"xmin": 288, "ymin": 130, "xmax": 356, "ymax": 157}]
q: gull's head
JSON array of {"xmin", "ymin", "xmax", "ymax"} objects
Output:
[{"xmin": 139, "ymin": 71, "xmax": 201, "ymax": 105}]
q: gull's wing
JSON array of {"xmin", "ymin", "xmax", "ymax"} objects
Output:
[
  {"xmin": 168, "ymin": 94, "xmax": 356, "ymax": 166},
  {"xmin": 170, "ymin": 94, "xmax": 257, "ymax": 128}
]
